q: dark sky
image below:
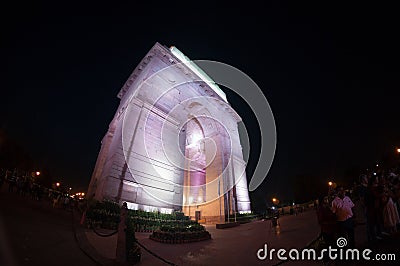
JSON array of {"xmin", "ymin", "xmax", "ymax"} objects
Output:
[{"xmin": 2, "ymin": 2, "xmax": 399, "ymax": 206}]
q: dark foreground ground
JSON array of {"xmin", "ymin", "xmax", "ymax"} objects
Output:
[
  {"xmin": 0, "ymin": 185, "xmax": 97, "ymax": 266},
  {"xmin": 1, "ymin": 183, "xmax": 399, "ymax": 266}
]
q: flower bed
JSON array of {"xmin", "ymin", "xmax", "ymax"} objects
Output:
[
  {"xmin": 84, "ymin": 200, "xmax": 205, "ymax": 235},
  {"xmin": 129, "ymin": 216, "xmax": 198, "ymax": 232},
  {"xmin": 149, "ymin": 224, "xmax": 211, "ymax": 244},
  {"xmin": 85, "ymin": 200, "xmax": 212, "ymax": 243},
  {"xmin": 85, "ymin": 200, "xmax": 120, "ymax": 229}
]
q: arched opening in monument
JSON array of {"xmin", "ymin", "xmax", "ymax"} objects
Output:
[
  {"xmin": 182, "ymin": 118, "xmax": 206, "ymax": 206},
  {"xmin": 179, "ymin": 113, "xmax": 230, "ymax": 223}
]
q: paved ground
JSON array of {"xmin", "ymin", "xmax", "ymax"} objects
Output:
[
  {"xmin": 1, "ymin": 183, "xmax": 399, "ymax": 266},
  {"xmin": 82, "ymin": 208, "xmax": 400, "ymax": 266},
  {"xmin": 85, "ymin": 210, "xmax": 321, "ymax": 266},
  {"xmin": 0, "ymin": 185, "xmax": 97, "ymax": 266}
]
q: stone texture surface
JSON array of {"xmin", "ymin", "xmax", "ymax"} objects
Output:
[{"xmin": 88, "ymin": 43, "xmax": 251, "ymax": 220}]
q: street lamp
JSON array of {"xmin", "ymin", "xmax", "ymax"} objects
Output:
[
  {"xmin": 36, "ymin": 171, "xmax": 40, "ymax": 176},
  {"xmin": 56, "ymin": 182, "xmax": 60, "ymax": 187},
  {"xmin": 272, "ymin": 197, "xmax": 279, "ymax": 205},
  {"xmin": 328, "ymin": 181, "xmax": 335, "ymax": 197},
  {"xmin": 397, "ymin": 148, "xmax": 400, "ymax": 153}
]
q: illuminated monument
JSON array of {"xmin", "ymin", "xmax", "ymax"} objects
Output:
[{"xmin": 88, "ymin": 43, "xmax": 251, "ymax": 223}]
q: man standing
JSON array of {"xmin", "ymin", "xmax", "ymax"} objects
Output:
[{"xmin": 331, "ymin": 186, "xmax": 355, "ymax": 248}]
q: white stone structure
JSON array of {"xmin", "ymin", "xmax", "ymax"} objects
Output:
[{"xmin": 87, "ymin": 43, "xmax": 251, "ymax": 223}]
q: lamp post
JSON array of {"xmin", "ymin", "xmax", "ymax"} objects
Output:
[
  {"xmin": 271, "ymin": 197, "xmax": 280, "ymax": 226},
  {"xmin": 272, "ymin": 197, "xmax": 279, "ymax": 205},
  {"xmin": 328, "ymin": 181, "xmax": 337, "ymax": 198},
  {"xmin": 396, "ymin": 148, "xmax": 400, "ymax": 167},
  {"xmin": 31, "ymin": 171, "xmax": 40, "ymax": 179}
]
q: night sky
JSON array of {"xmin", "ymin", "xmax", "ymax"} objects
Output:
[{"xmin": 2, "ymin": 2, "xmax": 399, "ymax": 209}]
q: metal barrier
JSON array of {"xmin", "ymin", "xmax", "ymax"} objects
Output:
[
  {"xmin": 134, "ymin": 239, "xmax": 177, "ymax": 266},
  {"xmin": 89, "ymin": 220, "xmax": 118, "ymax": 237}
]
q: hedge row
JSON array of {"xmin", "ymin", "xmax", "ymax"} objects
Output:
[
  {"xmin": 85, "ymin": 200, "xmax": 197, "ymax": 233},
  {"xmin": 150, "ymin": 230, "xmax": 211, "ymax": 243}
]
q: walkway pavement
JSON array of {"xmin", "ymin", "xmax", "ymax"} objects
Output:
[
  {"xmin": 82, "ymin": 210, "xmax": 321, "ymax": 266},
  {"xmin": 1, "ymin": 184, "xmax": 398, "ymax": 266},
  {"xmin": 0, "ymin": 185, "xmax": 97, "ymax": 266},
  {"xmin": 80, "ymin": 209, "xmax": 400, "ymax": 266}
]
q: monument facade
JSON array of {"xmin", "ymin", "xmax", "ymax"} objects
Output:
[{"xmin": 87, "ymin": 43, "xmax": 251, "ymax": 223}]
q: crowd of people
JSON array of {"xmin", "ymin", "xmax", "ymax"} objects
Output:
[
  {"xmin": 317, "ymin": 165, "xmax": 400, "ymax": 251},
  {"xmin": 0, "ymin": 168, "xmax": 80, "ymax": 210},
  {"xmin": 356, "ymin": 167, "xmax": 400, "ymax": 237}
]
